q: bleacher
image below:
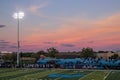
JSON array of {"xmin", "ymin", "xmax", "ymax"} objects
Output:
[{"xmin": 37, "ymin": 58, "xmax": 120, "ymax": 69}]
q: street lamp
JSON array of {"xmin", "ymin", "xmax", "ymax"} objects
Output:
[{"xmin": 13, "ymin": 11, "xmax": 24, "ymax": 67}]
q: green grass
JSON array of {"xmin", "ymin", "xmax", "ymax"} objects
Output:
[
  {"xmin": 105, "ymin": 71, "xmax": 120, "ymax": 80},
  {"xmin": 0, "ymin": 69, "xmax": 40, "ymax": 80},
  {"xmin": 79, "ymin": 70, "xmax": 109, "ymax": 80},
  {"xmin": 0, "ymin": 69, "xmax": 119, "ymax": 80},
  {"xmin": 13, "ymin": 69, "xmax": 64, "ymax": 80}
]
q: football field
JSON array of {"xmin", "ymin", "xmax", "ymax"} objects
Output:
[{"xmin": 0, "ymin": 68, "xmax": 120, "ymax": 80}]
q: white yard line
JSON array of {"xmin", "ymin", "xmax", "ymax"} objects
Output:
[
  {"xmin": 54, "ymin": 76, "xmax": 63, "ymax": 80},
  {"xmin": 79, "ymin": 71, "xmax": 95, "ymax": 80},
  {"xmin": 103, "ymin": 71, "xmax": 111, "ymax": 80}
]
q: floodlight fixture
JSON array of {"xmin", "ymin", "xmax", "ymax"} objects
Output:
[{"xmin": 13, "ymin": 12, "xmax": 24, "ymax": 19}]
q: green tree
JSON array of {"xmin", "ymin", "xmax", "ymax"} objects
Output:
[
  {"xmin": 110, "ymin": 54, "xmax": 119, "ymax": 59},
  {"xmin": 47, "ymin": 47, "xmax": 59, "ymax": 58},
  {"xmin": 37, "ymin": 50, "xmax": 46, "ymax": 55},
  {"xmin": 81, "ymin": 47, "xmax": 95, "ymax": 58},
  {"xmin": 36, "ymin": 50, "xmax": 46, "ymax": 58},
  {"xmin": 21, "ymin": 52, "xmax": 34, "ymax": 57},
  {"xmin": 3, "ymin": 53, "xmax": 15, "ymax": 61}
]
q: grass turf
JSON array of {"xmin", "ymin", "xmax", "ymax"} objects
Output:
[
  {"xmin": 0, "ymin": 69, "xmax": 119, "ymax": 80},
  {"xmin": 105, "ymin": 71, "xmax": 120, "ymax": 80}
]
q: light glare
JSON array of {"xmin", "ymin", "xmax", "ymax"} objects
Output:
[{"xmin": 13, "ymin": 11, "xmax": 24, "ymax": 19}]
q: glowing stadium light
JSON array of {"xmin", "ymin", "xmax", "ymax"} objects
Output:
[
  {"xmin": 13, "ymin": 12, "xmax": 24, "ymax": 19},
  {"xmin": 13, "ymin": 11, "xmax": 24, "ymax": 67}
]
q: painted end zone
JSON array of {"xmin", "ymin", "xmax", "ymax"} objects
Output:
[{"xmin": 48, "ymin": 74, "xmax": 85, "ymax": 78}]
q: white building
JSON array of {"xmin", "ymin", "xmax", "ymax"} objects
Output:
[{"xmin": 0, "ymin": 51, "xmax": 12, "ymax": 54}]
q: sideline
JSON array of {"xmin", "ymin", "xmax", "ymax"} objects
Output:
[{"xmin": 103, "ymin": 70, "xmax": 111, "ymax": 80}]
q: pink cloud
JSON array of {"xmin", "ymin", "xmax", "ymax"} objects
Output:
[
  {"xmin": 27, "ymin": 1, "xmax": 49, "ymax": 17},
  {"xmin": 22, "ymin": 13, "xmax": 120, "ymax": 51},
  {"xmin": 28, "ymin": 2, "xmax": 48, "ymax": 13}
]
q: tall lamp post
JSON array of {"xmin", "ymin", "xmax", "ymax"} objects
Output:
[{"xmin": 13, "ymin": 12, "xmax": 24, "ymax": 67}]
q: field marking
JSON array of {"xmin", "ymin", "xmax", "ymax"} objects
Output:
[
  {"xmin": 103, "ymin": 70, "xmax": 111, "ymax": 80},
  {"xmin": 48, "ymin": 70, "xmax": 68, "ymax": 80},
  {"xmin": 78, "ymin": 71, "xmax": 95, "ymax": 80},
  {"xmin": 54, "ymin": 70, "xmax": 86, "ymax": 80},
  {"xmin": 54, "ymin": 76, "xmax": 62, "ymax": 80}
]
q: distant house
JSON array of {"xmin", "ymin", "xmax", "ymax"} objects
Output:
[
  {"xmin": 21, "ymin": 57, "xmax": 36, "ymax": 64},
  {"xmin": 21, "ymin": 57, "xmax": 36, "ymax": 61},
  {"xmin": 0, "ymin": 51, "xmax": 12, "ymax": 54},
  {"xmin": 95, "ymin": 51, "xmax": 115, "ymax": 59}
]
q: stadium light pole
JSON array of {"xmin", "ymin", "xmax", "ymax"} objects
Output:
[{"xmin": 13, "ymin": 11, "xmax": 24, "ymax": 67}]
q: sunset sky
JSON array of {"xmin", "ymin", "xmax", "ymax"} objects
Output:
[{"xmin": 0, "ymin": 0, "xmax": 120, "ymax": 52}]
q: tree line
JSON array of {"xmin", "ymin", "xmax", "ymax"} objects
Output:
[{"xmin": 0, "ymin": 47, "xmax": 119, "ymax": 62}]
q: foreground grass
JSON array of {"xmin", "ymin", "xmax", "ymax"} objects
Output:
[
  {"xmin": 0, "ymin": 68, "xmax": 41, "ymax": 80},
  {"xmin": 105, "ymin": 71, "xmax": 120, "ymax": 80},
  {"xmin": 79, "ymin": 70, "xmax": 110, "ymax": 80},
  {"xmin": 0, "ymin": 69, "xmax": 119, "ymax": 80},
  {"xmin": 11, "ymin": 69, "xmax": 65, "ymax": 80}
]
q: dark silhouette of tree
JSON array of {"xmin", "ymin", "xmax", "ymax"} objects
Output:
[
  {"xmin": 81, "ymin": 47, "xmax": 95, "ymax": 58},
  {"xmin": 47, "ymin": 47, "xmax": 59, "ymax": 58},
  {"xmin": 110, "ymin": 54, "xmax": 119, "ymax": 59},
  {"xmin": 36, "ymin": 50, "xmax": 46, "ymax": 59},
  {"xmin": 21, "ymin": 52, "xmax": 34, "ymax": 57},
  {"xmin": 37, "ymin": 50, "xmax": 46, "ymax": 55}
]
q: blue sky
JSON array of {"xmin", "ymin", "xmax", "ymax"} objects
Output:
[{"xmin": 0, "ymin": 0, "xmax": 120, "ymax": 52}]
